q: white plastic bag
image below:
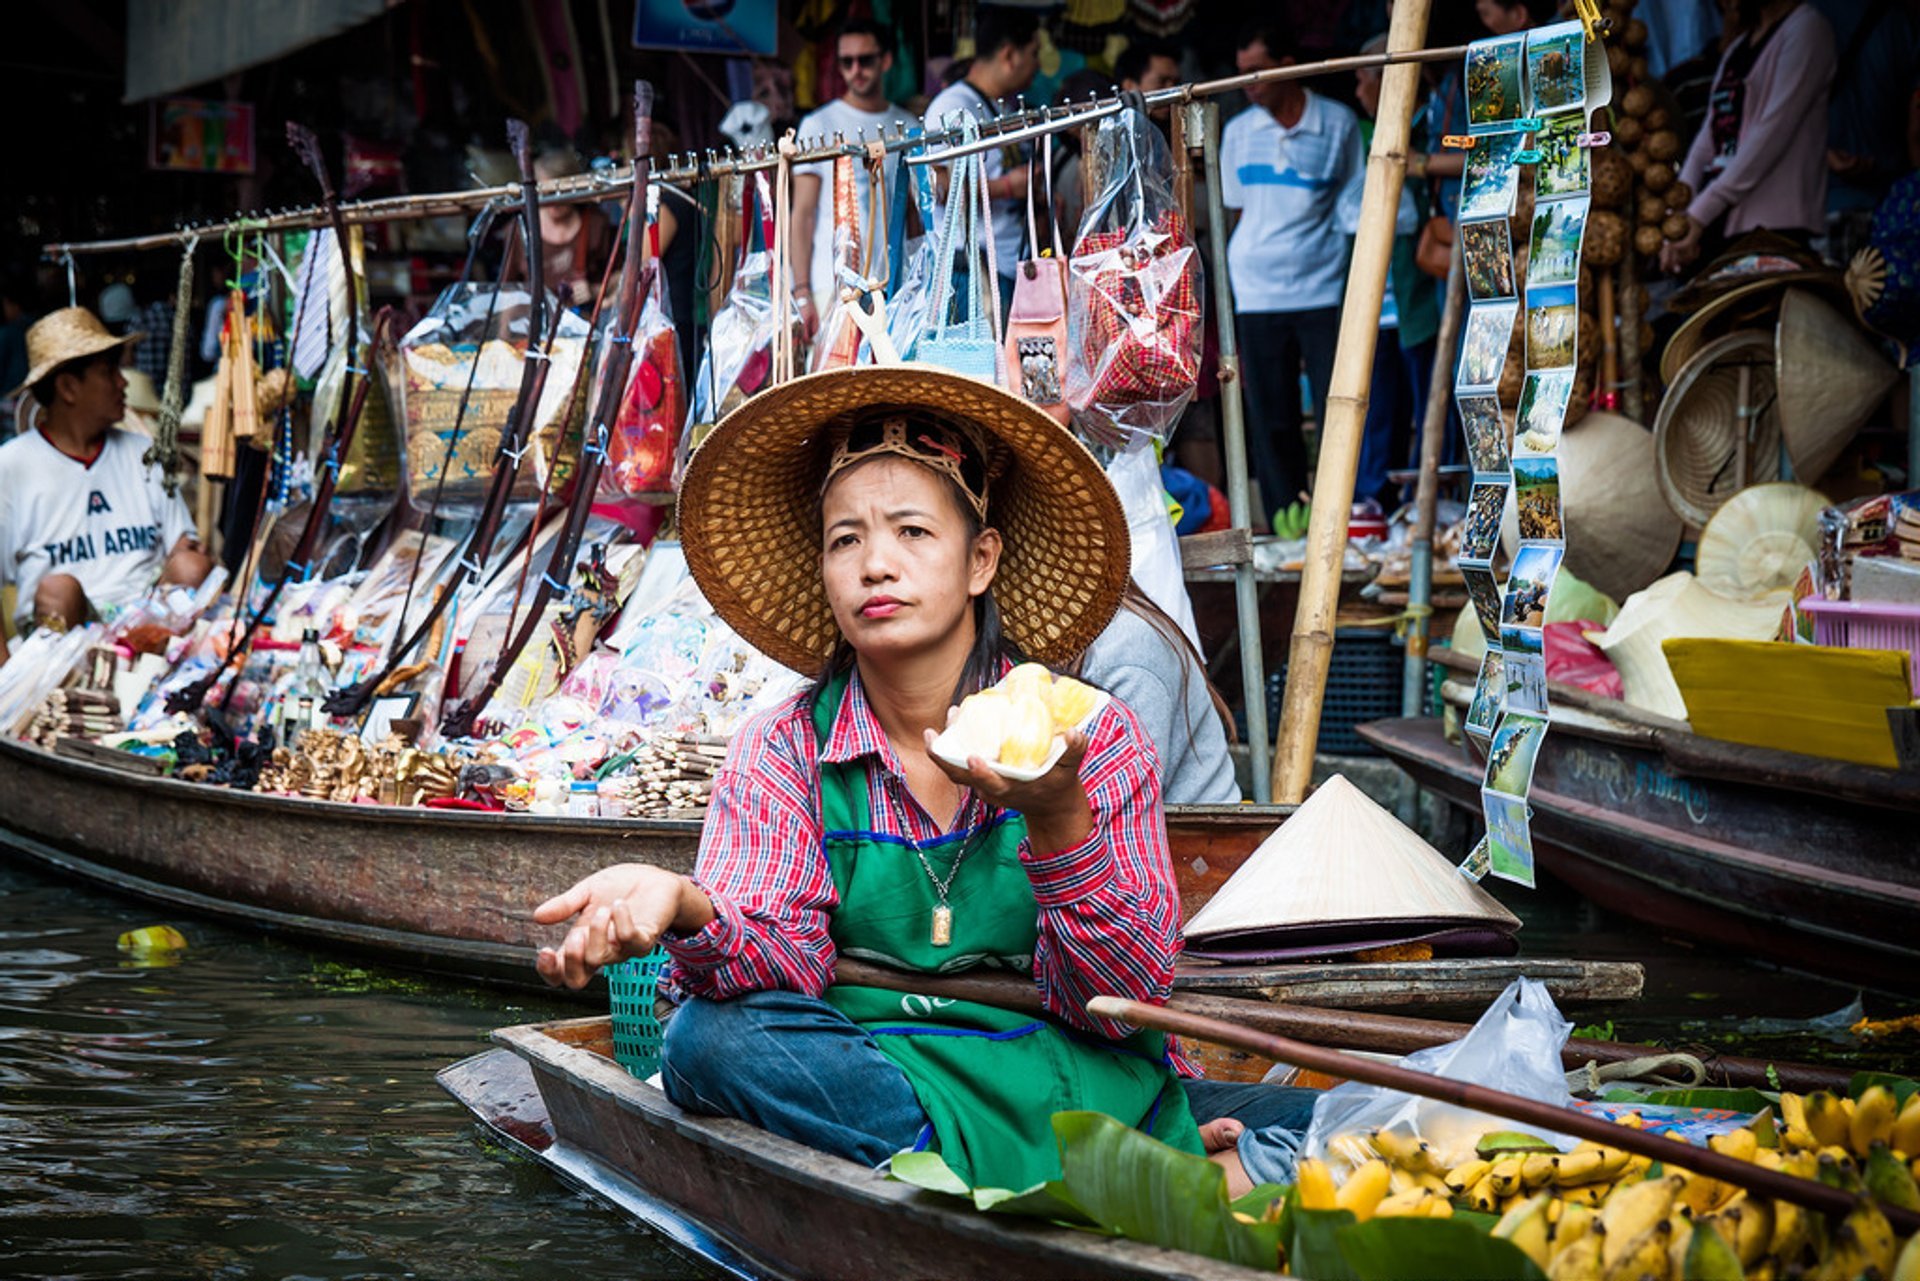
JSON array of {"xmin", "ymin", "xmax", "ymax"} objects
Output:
[
  {"xmin": 1105, "ymin": 442, "xmax": 1200, "ymax": 652},
  {"xmin": 1303, "ymin": 977, "xmax": 1578, "ymax": 1174}
]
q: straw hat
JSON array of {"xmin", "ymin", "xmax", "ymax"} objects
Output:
[
  {"xmin": 678, "ymin": 365, "xmax": 1131, "ymax": 674},
  {"xmin": 1182, "ymin": 774, "xmax": 1521, "ymax": 961},
  {"xmin": 1556, "ymin": 411, "xmax": 1682, "ymax": 602},
  {"xmin": 1653, "ymin": 331, "xmax": 1782, "ymax": 528},
  {"xmin": 1774, "ymin": 288, "xmax": 1899, "ymax": 484},
  {"xmin": 1591, "ymin": 571, "xmax": 1784, "ymax": 720},
  {"xmin": 1695, "ymin": 482, "xmax": 1828, "ymax": 603},
  {"xmin": 9, "ymin": 306, "xmax": 145, "ymax": 397},
  {"xmin": 1659, "ymin": 240, "xmax": 1845, "ymax": 386}
]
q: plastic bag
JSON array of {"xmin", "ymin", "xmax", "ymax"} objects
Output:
[
  {"xmin": 1065, "ymin": 108, "xmax": 1204, "ymax": 450},
  {"xmin": 596, "ymin": 266, "xmax": 686, "ymax": 500},
  {"xmin": 312, "ymin": 321, "xmax": 404, "ymax": 534},
  {"xmin": 1303, "ymin": 977, "xmax": 1577, "ymax": 1175},
  {"xmin": 388, "ymin": 283, "xmax": 591, "ymax": 513},
  {"xmin": 1107, "ymin": 442, "xmax": 1200, "ymax": 652},
  {"xmin": 885, "ymin": 161, "xmax": 942, "ymax": 363}
]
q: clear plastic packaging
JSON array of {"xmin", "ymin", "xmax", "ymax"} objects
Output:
[{"xmin": 596, "ymin": 269, "xmax": 686, "ymax": 500}]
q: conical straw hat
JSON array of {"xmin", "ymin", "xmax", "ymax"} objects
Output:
[
  {"xmin": 1558, "ymin": 411, "xmax": 1682, "ymax": 602},
  {"xmin": 1591, "ymin": 572, "xmax": 1784, "ymax": 720},
  {"xmin": 1774, "ymin": 288, "xmax": 1898, "ymax": 484},
  {"xmin": 1183, "ymin": 775, "xmax": 1520, "ymax": 961},
  {"xmin": 1654, "ymin": 331, "xmax": 1782, "ymax": 528},
  {"xmin": 1695, "ymin": 482, "xmax": 1828, "ymax": 603}
]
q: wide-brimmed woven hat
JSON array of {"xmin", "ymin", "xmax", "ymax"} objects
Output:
[
  {"xmin": 10, "ymin": 306, "xmax": 145, "ymax": 397},
  {"xmin": 1556, "ymin": 411, "xmax": 1683, "ymax": 602},
  {"xmin": 1659, "ymin": 238, "xmax": 1846, "ymax": 386},
  {"xmin": 678, "ymin": 365, "xmax": 1132, "ymax": 674},
  {"xmin": 1695, "ymin": 482, "xmax": 1828, "ymax": 602},
  {"xmin": 1774, "ymin": 288, "xmax": 1899, "ymax": 483},
  {"xmin": 1654, "ymin": 331, "xmax": 1781, "ymax": 528}
]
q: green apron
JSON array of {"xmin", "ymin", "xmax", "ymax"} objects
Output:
[{"xmin": 811, "ymin": 671, "xmax": 1203, "ymax": 1190}]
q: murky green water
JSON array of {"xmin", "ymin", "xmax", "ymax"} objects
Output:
[{"xmin": 0, "ymin": 851, "xmax": 1905, "ymax": 1279}]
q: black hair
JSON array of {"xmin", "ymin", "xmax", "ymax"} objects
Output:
[
  {"xmin": 29, "ymin": 349, "xmax": 116, "ymax": 409},
  {"xmin": 837, "ymin": 17, "xmax": 893, "ymax": 50},
  {"xmin": 975, "ymin": 5, "xmax": 1041, "ymax": 58},
  {"xmin": 1114, "ymin": 39, "xmax": 1177, "ymax": 87},
  {"xmin": 1235, "ymin": 22, "xmax": 1293, "ymax": 61}
]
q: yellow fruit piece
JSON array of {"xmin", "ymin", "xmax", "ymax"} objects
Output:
[
  {"xmin": 1892, "ymin": 1229, "xmax": 1920, "ymax": 1281},
  {"xmin": 117, "ymin": 924, "xmax": 189, "ymax": 955},
  {"xmin": 998, "ymin": 662, "xmax": 1054, "ymax": 706},
  {"xmin": 1335, "ymin": 1159, "xmax": 1392, "ymax": 1221},
  {"xmin": 1488, "ymin": 1156, "xmax": 1525, "ymax": 1197},
  {"xmin": 1466, "ymin": 1173, "xmax": 1500, "ymax": 1213},
  {"xmin": 1295, "ymin": 1157, "xmax": 1338, "ymax": 1211},
  {"xmin": 1369, "ymin": 1127, "xmax": 1442, "ymax": 1175},
  {"xmin": 996, "ymin": 692, "xmax": 1056, "ymax": 769},
  {"xmin": 1599, "ymin": 1174, "xmax": 1680, "ymax": 1267},
  {"xmin": 948, "ymin": 688, "xmax": 1011, "ymax": 762},
  {"xmin": 1707, "ymin": 1126, "xmax": 1756, "ymax": 1163},
  {"xmin": 1893, "ymin": 1092, "xmax": 1920, "ymax": 1160},
  {"xmin": 1851, "ymin": 1084, "xmax": 1898, "ymax": 1159},
  {"xmin": 1559, "ymin": 1182, "xmax": 1610, "ymax": 1207},
  {"xmin": 1043, "ymin": 674, "xmax": 1102, "ymax": 732},
  {"xmin": 1521, "ymin": 1152, "xmax": 1559, "ymax": 1190},
  {"xmin": 1374, "ymin": 1188, "xmax": 1437, "ymax": 1218},
  {"xmin": 1553, "ymin": 1201, "xmax": 1596, "ymax": 1252},
  {"xmin": 1804, "ymin": 1090, "xmax": 1851, "ymax": 1149},
  {"xmin": 1547, "ymin": 1230, "xmax": 1601, "ymax": 1281},
  {"xmin": 1492, "ymin": 1193, "xmax": 1552, "ymax": 1270},
  {"xmin": 1553, "ymin": 1144, "xmax": 1628, "ymax": 1187},
  {"xmin": 1445, "ymin": 1158, "xmax": 1492, "ymax": 1194}
]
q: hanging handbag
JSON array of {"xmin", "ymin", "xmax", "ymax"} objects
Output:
[
  {"xmin": 602, "ymin": 191, "xmax": 687, "ymax": 499},
  {"xmin": 916, "ymin": 116, "xmax": 1003, "ymax": 384},
  {"xmin": 811, "ymin": 146, "xmax": 890, "ymax": 373},
  {"xmin": 1414, "ymin": 87, "xmax": 1455, "ymax": 280},
  {"xmin": 1003, "ymin": 133, "xmax": 1071, "ymax": 423}
]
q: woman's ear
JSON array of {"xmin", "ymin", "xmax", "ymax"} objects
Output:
[{"xmin": 968, "ymin": 527, "xmax": 1003, "ymax": 599}]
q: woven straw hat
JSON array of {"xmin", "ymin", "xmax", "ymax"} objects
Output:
[
  {"xmin": 10, "ymin": 306, "xmax": 144, "ymax": 397},
  {"xmin": 1695, "ymin": 482, "xmax": 1828, "ymax": 603},
  {"xmin": 678, "ymin": 365, "xmax": 1131, "ymax": 674},
  {"xmin": 1660, "ymin": 258, "xmax": 1846, "ymax": 386},
  {"xmin": 1654, "ymin": 331, "xmax": 1781, "ymax": 528},
  {"xmin": 1774, "ymin": 288, "xmax": 1899, "ymax": 484},
  {"xmin": 1557, "ymin": 411, "xmax": 1682, "ymax": 602},
  {"xmin": 1591, "ymin": 571, "xmax": 1784, "ymax": 720}
]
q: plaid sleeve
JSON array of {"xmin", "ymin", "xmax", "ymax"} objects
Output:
[
  {"xmin": 1022, "ymin": 699, "xmax": 1186, "ymax": 1046},
  {"xmin": 663, "ymin": 700, "xmax": 840, "ymax": 999}
]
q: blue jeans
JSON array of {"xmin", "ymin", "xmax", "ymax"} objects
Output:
[{"xmin": 660, "ymin": 989, "xmax": 932, "ymax": 1168}]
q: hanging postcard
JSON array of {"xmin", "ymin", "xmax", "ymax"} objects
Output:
[
  {"xmin": 1456, "ymin": 301, "xmax": 1520, "ymax": 390},
  {"xmin": 1460, "ymin": 134, "xmax": 1526, "ymax": 219},
  {"xmin": 1527, "ymin": 198, "xmax": 1589, "ymax": 289},
  {"xmin": 1481, "ymin": 787, "xmax": 1536, "ymax": 887},
  {"xmin": 1465, "ymin": 650, "xmax": 1507, "ymax": 746},
  {"xmin": 1500, "ymin": 625, "xmax": 1550, "ymax": 716},
  {"xmin": 1534, "ymin": 117, "xmax": 1591, "ymax": 200},
  {"xmin": 1463, "ymin": 565, "xmax": 1505, "ymax": 645},
  {"xmin": 1515, "ymin": 369, "xmax": 1576, "ymax": 455},
  {"xmin": 1524, "ymin": 20, "xmax": 1613, "ymax": 120},
  {"xmin": 1460, "ymin": 394, "xmax": 1511, "ymax": 475},
  {"xmin": 1466, "ymin": 35, "xmax": 1528, "ymax": 134},
  {"xmin": 1485, "ymin": 710, "xmax": 1551, "ymax": 802},
  {"xmin": 1514, "ymin": 456, "xmax": 1563, "ymax": 542},
  {"xmin": 1462, "ymin": 218, "xmax": 1517, "ymax": 302}
]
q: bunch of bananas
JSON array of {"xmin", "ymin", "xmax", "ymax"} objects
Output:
[
  {"xmin": 1271, "ymin": 501, "xmax": 1312, "ymax": 541},
  {"xmin": 943, "ymin": 664, "xmax": 1103, "ymax": 771},
  {"xmin": 1289, "ymin": 1099, "xmax": 1920, "ymax": 1281}
]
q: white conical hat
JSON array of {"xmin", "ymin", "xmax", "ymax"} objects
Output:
[{"xmin": 1184, "ymin": 775, "xmax": 1520, "ymax": 954}]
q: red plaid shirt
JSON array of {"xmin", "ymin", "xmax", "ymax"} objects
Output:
[{"xmin": 663, "ymin": 667, "xmax": 1195, "ymax": 1064}]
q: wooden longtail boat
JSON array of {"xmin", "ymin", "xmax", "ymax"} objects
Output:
[
  {"xmin": 440, "ymin": 1017, "xmax": 1278, "ymax": 1281},
  {"xmin": 0, "ymin": 734, "xmax": 1639, "ymax": 1011},
  {"xmin": 1358, "ymin": 710, "xmax": 1920, "ymax": 994}
]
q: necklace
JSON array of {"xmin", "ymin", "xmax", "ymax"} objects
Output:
[{"xmin": 906, "ymin": 828, "xmax": 978, "ymax": 947}]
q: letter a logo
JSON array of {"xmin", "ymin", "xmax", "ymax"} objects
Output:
[{"xmin": 86, "ymin": 491, "xmax": 111, "ymax": 515}]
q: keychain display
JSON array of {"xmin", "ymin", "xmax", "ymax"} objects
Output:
[{"xmin": 1003, "ymin": 133, "xmax": 1071, "ymax": 424}]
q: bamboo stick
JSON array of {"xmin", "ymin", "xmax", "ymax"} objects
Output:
[
  {"xmin": 1272, "ymin": 0, "xmax": 1433, "ymax": 804},
  {"xmin": 1400, "ymin": 238, "xmax": 1467, "ymax": 716},
  {"xmin": 1088, "ymin": 993, "xmax": 1920, "ymax": 1233}
]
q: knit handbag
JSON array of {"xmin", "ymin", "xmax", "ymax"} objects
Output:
[
  {"xmin": 917, "ymin": 115, "xmax": 1003, "ymax": 384},
  {"xmin": 1003, "ymin": 133, "xmax": 1072, "ymax": 424}
]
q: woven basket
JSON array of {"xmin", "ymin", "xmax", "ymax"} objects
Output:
[{"xmin": 607, "ymin": 949, "xmax": 669, "ymax": 1078}]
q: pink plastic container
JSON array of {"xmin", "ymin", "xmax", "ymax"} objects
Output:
[{"xmin": 1798, "ymin": 597, "xmax": 1920, "ymax": 697}]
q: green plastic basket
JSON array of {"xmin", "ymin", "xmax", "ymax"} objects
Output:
[{"xmin": 607, "ymin": 949, "xmax": 668, "ymax": 1078}]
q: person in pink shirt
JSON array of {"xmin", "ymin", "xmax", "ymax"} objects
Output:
[{"xmin": 1662, "ymin": 0, "xmax": 1838, "ymax": 274}]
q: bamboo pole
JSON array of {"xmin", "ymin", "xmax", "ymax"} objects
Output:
[
  {"xmin": 1089, "ymin": 993, "xmax": 1920, "ymax": 1233},
  {"xmin": 1272, "ymin": 0, "xmax": 1432, "ymax": 803},
  {"xmin": 1400, "ymin": 238, "xmax": 1467, "ymax": 716}
]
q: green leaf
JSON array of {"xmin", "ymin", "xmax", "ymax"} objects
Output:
[
  {"xmin": 1850, "ymin": 1072, "xmax": 1920, "ymax": 1106},
  {"xmin": 1333, "ymin": 1217, "xmax": 1549, "ymax": 1281},
  {"xmin": 1232, "ymin": 1183, "xmax": 1289, "ymax": 1219},
  {"xmin": 889, "ymin": 1149, "xmax": 1091, "ymax": 1223},
  {"xmin": 1637, "ymin": 1087, "xmax": 1775, "ymax": 1113},
  {"xmin": 1571, "ymin": 1020, "xmax": 1615, "ymax": 1042},
  {"xmin": 1051, "ymin": 1111, "xmax": 1282, "ymax": 1270},
  {"xmin": 1284, "ymin": 1201, "xmax": 1360, "ymax": 1281},
  {"xmin": 890, "ymin": 1149, "xmax": 974, "ymax": 1198}
]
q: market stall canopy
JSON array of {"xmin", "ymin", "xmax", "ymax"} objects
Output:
[
  {"xmin": 1182, "ymin": 774, "xmax": 1521, "ymax": 961},
  {"xmin": 126, "ymin": 0, "xmax": 394, "ymax": 103}
]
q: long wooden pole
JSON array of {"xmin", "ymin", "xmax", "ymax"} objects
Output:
[
  {"xmin": 1272, "ymin": 0, "xmax": 1433, "ymax": 803},
  {"xmin": 1089, "ymin": 994, "xmax": 1920, "ymax": 1233},
  {"xmin": 1400, "ymin": 238, "xmax": 1467, "ymax": 715}
]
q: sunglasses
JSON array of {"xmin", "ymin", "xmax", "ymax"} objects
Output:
[{"xmin": 838, "ymin": 52, "xmax": 881, "ymax": 69}]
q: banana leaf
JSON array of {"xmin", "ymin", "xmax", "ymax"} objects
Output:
[
  {"xmin": 1332, "ymin": 1218, "xmax": 1548, "ymax": 1281},
  {"xmin": 1851, "ymin": 1073, "xmax": 1920, "ymax": 1106},
  {"xmin": 1279, "ymin": 1200, "xmax": 1360, "ymax": 1281},
  {"xmin": 888, "ymin": 1149, "xmax": 1091, "ymax": 1224}
]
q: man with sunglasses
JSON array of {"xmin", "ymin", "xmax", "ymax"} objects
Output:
[{"xmin": 791, "ymin": 19, "xmax": 920, "ymax": 336}]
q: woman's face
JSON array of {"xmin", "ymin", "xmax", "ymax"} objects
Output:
[{"xmin": 820, "ymin": 456, "xmax": 1000, "ymax": 664}]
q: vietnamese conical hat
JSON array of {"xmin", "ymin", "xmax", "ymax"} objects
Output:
[
  {"xmin": 1774, "ymin": 288, "xmax": 1898, "ymax": 484},
  {"xmin": 1654, "ymin": 331, "xmax": 1782, "ymax": 529},
  {"xmin": 1591, "ymin": 571, "xmax": 1784, "ymax": 720},
  {"xmin": 1182, "ymin": 774, "xmax": 1520, "ymax": 961},
  {"xmin": 1695, "ymin": 482, "xmax": 1828, "ymax": 603}
]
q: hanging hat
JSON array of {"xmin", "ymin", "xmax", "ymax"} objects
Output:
[
  {"xmin": 1659, "ymin": 236, "xmax": 1845, "ymax": 386},
  {"xmin": 10, "ymin": 306, "xmax": 145, "ymax": 398},
  {"xmin": 678, "ymin": 365, "xmax": 1131, "ymax": 674},
  {"xmin": 1695, "ymin": 482, "xmax": 1828, "ymax": 603},
  {"xmin": 1653, "ymin": 331, "xmax": 1782, "ymax": 528},
  {"xmin": 1774, "ymin": 288, "xmax": 1899, "ymax": 484},
  {"xmin": 1590, "ymin": 572, "xmax": 1784, "ymax": 720},
  {"xmin": 1556, "ymin": 411, "xmax": 1683, "ymax": 602},
  {"xmin": 1181, "ymin": 774, "xmax": 1521, "ymax": 962}
]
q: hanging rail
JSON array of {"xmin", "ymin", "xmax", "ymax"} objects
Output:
[{"xmin": 42, "ymin": 42, "xmax": 1473, "ymax": 259}]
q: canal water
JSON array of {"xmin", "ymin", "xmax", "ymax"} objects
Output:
[{"xmin": 0, "ymin": 857, "xmax": 1901, "ymax": 1279}]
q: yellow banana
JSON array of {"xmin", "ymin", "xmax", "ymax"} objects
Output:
[
  {"xmin": 1804, "ymin": 1091, "xmax": 1852, "ymax": 1149},
  {"xmin": 1488, "ymin": 1155, "xmax": 1526, "ymax": 1197},
  {"xmin": 1373, "ymin": 1187, "xmax": 1438, "ymax": 1218},
  {"xmin": 1600, "ymin": 1173, "xmax": 1681, "ymax": 1267},
  {"xmin": 1894, "ymin": 1092, "xmax": 1920, "ymax": 1160},
  {"xmin": 1615, "ymin": 1112, "xmax": 1646, "ymax": 1130},
  {"xmin": 1553, "ymin": 1144, "xmax": 1630, "ymax": 1187},
  {"xmin": 1295, "ymin": 1157, "xmax": 1338, "ymax": 1211},
  {"xmin": 1826, "ymin": 1203, "xmax": 1896, "ymax": 1280},
  {"xmin": 1621, "ymin": 1153, "xmax": 1654, "ymax": 1181},
  {"xmin": 1491, "ymin": 1193, "xmax": 1552, "ymax": 1271},
  {"xmin": 1466, "ymin": 1173, "xmax": 1500, "ymax": 1213},
  {"xmin": 1681, "ymin": 1219, "xmax": 1744, "ymax": 1281},
  {"xmin": 1702, "ymin": 1192, "xmax": 1772, "ymax": 1269},
  {"xmin": 1547, "ymin": 1229, "xmax": 1603, "ymax": 1281},
  {"xmin": 1707, "ymin": 1125, "xmax": 1757, "ymax": 1163},
  {"xmin": 1559, "ymin": 1182, "xmax": 1611, "ymax": 1208},
  {"xmin": 1520, "ymin": 1152, "xmax": 1558, "ymax": 1190},
  {"xmin": 1601, "ymin": 1220, "xmax": 1674, "ymax": 1281},
  {"xmin": 1768, "ymin": 1194, "xmax": 1812, "ymax": 1266},
  {"xmin": 1672, "ymin": 1163, "xmax": 1724, "ymax": 1216},
  {"xmin": 1780, "ymin": 1091, "xmax": 1810, "ymax": 1136},
  {"xmin": 1368, "ymin": 1128, "xmax": 1441, "ymax": 1175},
  {"xmin": 1424, "ymin": 1196, "xmax": 1454, "ymax": 1218},
  {"xmin": 1891, "ymin": 1229, "xmax": 1920, "ymax": 1281},
  {"xmin": 1445, "ymin": 1158, "xmax": 1492, "ymax": 1194},
  {"xmin": 1551, "ymin": 1200, "xmax": 1596, "ymax": 1254},
  {"xmin": 1851, "ymin": 1084, "xmax": 1899, "ymax": 1159},
  {"xmin": 1334, "ymin": 1159, "xmax": 1392, "ymax": 1221},
  {"xmin": 1415, "ymin": 1172, "xmax": 1450, "ymax": 1198}
]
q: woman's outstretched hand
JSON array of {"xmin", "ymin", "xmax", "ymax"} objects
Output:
[
  {"xmin": 924, "ymin": 726, "xmax": 1095, "ymax": 855},
  {"xmin": 532, "ymin": 863, "xmax": 713, "ymax": 989}
]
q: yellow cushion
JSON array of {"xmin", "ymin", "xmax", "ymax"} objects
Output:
[{"xmin": 1663, "ymin": 637, "xmax": 1912, "ymax": 769}]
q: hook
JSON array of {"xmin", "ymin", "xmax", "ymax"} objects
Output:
[{"xmin": 62, "ymin": 252, "xmax": 76, "ymax": 307}]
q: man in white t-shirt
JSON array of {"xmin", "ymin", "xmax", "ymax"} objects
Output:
[
  {"xmin": 1220, "ymin": 25, "xmax": 1363, "ymax": 529},
  {"xmin": 923, "ymin": 5, "xmax": 1041, "ymax": 320},
  {"xmin": 790, "ymin": 19, "xmax": 920, "ymax": 335},
  {"xmin": 0, "ymin": 307, "xmax": 209, "ymax": 663}
]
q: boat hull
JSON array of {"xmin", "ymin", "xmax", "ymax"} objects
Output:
[{"xmin": 1358, "ymin": 716, "xmax": 1920, "ymax": 992}]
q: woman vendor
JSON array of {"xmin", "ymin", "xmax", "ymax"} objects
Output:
[{"xmin": 533, "ymin": 365, "xmax": 1304, "ymax": 1192}]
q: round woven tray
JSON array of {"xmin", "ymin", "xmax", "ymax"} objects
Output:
[{"xmin": 1653, "ymin": 331, "xmax": 1783, "ymax": 529}]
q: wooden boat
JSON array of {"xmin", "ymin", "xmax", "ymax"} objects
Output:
[
  {"xmin": 0, "ymin": 734, "xmax": 1639, "ymax": 1010},
  {"xmin": 440, "ymin": 1017, "xmax": 1277, "ymax": 1281},
  {"xmin": 1358, "ymin": 708, "xmax": 1920, "ymax": 994}
]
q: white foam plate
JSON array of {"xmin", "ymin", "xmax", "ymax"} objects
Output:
[{"xmin": 929, "ymin": 689, "xmax": 1110, "ymax": 782}]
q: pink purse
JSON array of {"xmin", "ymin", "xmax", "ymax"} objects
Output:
[{"xmin": 1003, "ymin": 135, "xmax": 1071, "ymax": 424}]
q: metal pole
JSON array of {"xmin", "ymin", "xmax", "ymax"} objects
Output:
[
  {"xmin": 1272, "ymin": 0, "xmax": 1433, "ymax": 803},
  {"xmin": 1192, "ymin": 100, "xmax": 1271, "ymax": 803},
  {"xmin": 1401, "ymin": 237, "xmax": 1466, "ymax": 716}
]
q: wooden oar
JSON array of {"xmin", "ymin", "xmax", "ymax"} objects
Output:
[
  {"xmin": 831, "ymin": 959, "xmax": 1849, "ymax": 1094},
  {"xmin": 1087, "ymin": 993, "xmax": 1920, "ymax": 1233}
]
